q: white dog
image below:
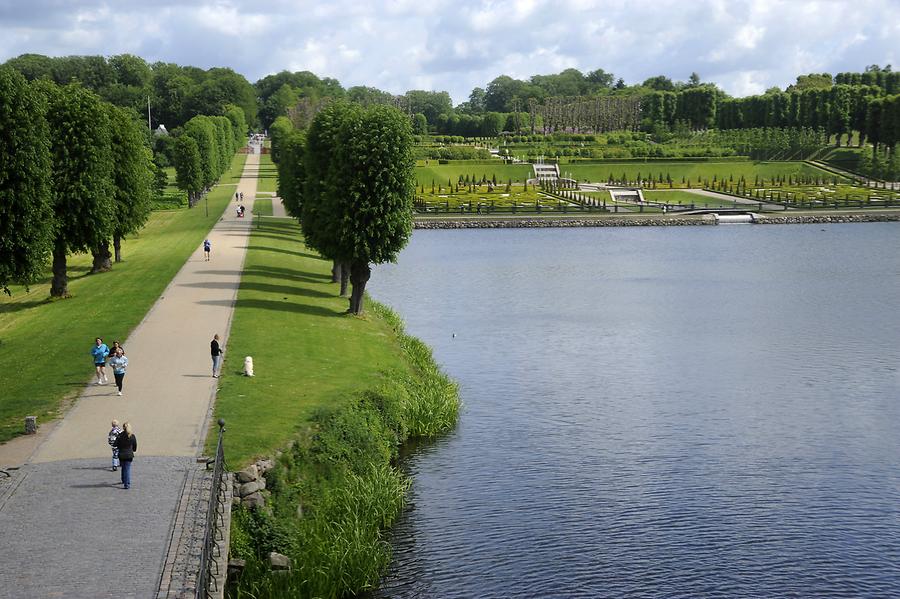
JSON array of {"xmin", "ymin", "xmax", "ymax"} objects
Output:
[{"xmin": 243, "ymin": 356, "xmax": 254, "ymax": 377}]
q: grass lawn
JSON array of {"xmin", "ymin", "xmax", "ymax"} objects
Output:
[
  {"xmin": 416, "ymin": 163, "xmax": 533, "ymax": 188},
  {"xmin": 641, "ymin": 189, "xmax": 737, "ymax": 207},
  {"xmin": 252, "ymin": 198, "xmax": 273, "ymax": 216},
  {"xmin": 567, "ymin": 161, "xmax": 841, "ymax": 184},
  {"xmin": 0, "ymin": 154, "xmax": 247, "ymax": 444},
  {"xmin": 253, "ymin": 153, "xmax": 279, "ymax": 194},
  {"xmin": 206, "ymin": 218, "xmax": 408, "ymax": 467}
]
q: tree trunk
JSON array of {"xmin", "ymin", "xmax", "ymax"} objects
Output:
[
  {"xmin": 91, "ymin": 242, "xmax": 112, "ymax": 273},
  {"xmin": 51, "ymin": 242, "xmax": 68, "ymax": 298},
  {"xmin": 331, "ymin": 260, "xmax": 341, "ymax": 283},
  {"xmin": 113, "ymin": 234, "xmax": 122, "ymax": 263},
  {"xmin": 348, "ymin": 261, "xmax": 371, "ymax": 314},
  {"xmin": 340, "ymin": 261, "xmax": 350, "ymax": 297}
]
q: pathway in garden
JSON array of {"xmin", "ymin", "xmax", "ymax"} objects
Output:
[{"xmin": 0, "ymin": 152, "xmax": 260, "ymax": 599}]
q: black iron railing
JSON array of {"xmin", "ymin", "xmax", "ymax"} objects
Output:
[{"xmin": 197, "ymin": 418, "xmax": 228, "ymax": 599}]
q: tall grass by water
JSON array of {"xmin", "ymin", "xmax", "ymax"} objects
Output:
[{"xmin": 215, "ymin": 217, "xmax": 460, "ymax": 598}]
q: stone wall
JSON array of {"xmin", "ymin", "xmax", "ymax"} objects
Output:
[{"xmin": 413, "ymin": 212, "xmax": 900, "ymax": 229}]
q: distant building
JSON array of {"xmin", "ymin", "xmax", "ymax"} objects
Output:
[{"xmin": 154, "ymin": 124, "xmax": 169, "ymax": 136}]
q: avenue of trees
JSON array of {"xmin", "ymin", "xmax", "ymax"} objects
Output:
[
  {"xmin": 271, "ymin": 102, "xmax": 416, "ymax": 315},
  {"xmin": 0, "ymin": 63, "xmax": 244, "ymax": 297}
]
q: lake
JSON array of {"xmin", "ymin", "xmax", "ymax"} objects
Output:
[{"xmin": 370, "ymin": 223, "xmax": 900, "ymax": 598}]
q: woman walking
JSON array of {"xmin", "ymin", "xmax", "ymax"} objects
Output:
[
  {"xmin": 114, "ymin": 422, "xmax": 137, "ymax": 489},
  {"xmin": 108, "ymin": 347, "xmax": 128, "ymax": 396},
  {"xmin": 210, "ymin": 334, "xmax": 224, "ymax": 378},
  {"xmin": 91, "ymin": 337, "xmax": 109, "ymax": 385}
]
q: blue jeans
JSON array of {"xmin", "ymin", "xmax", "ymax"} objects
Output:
[
  {"xmin": 212, "ymin": 355, "xmax": 222, "ymax": 375},
  {"xmin": 121, "ymin": 460, "xmax": 133, "ymax": 488}
]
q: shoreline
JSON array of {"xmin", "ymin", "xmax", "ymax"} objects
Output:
[{"xmin": 413, "ymin": 210, "xmax": 900, "ymax": 229}]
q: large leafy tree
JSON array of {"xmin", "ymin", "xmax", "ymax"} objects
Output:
[
  {"xmin": 0, "ymin": 68, "xmax": 54, "ymax": 294},
  {"xmin": 40, "ymin": 81, "xmax": 115, "ymax": 297},
  {"xmin": 183, "ymin": 115, "xmax": 220, "ymax": 190},
  {"xmin": 304, "ymin": 102, "xmax": 415, "ymax": 314},
  {"xmin": 105, "ymin": 105, "xmax": 154, "ymax": 264},
  {"xmin": 223, "ymin": 103, "xmax": 248, "ymax": 148},
  {"xmin": 173, "ymin": 135, "xmax": 204, "ymax": 205},
  {"xmin": 277, "ymin": 130, "xmax": 307, "ymax": 220}
]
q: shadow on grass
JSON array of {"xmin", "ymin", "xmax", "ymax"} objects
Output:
[
  {"xmin": 245, "ymin": 265, "xmax": 333, "ymax": 283},
  {"xmin": 195, "ymin": 298, "xmax": 345, "ymax": 317},
  {"xmin": 0, "ymin": 299, "xmax": 53, "ymax": 315},
  {"xmin": 249, "ymin": 245, "xmax": 321, "ymax": 259},
  {"xmin": 180, "ymin": 280, "xmax": 333, "ymax": 299}
]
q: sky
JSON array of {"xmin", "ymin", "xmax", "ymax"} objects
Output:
[{"xmin": 0, "ymin": 0, "xmax": 897, "ymax": 104}]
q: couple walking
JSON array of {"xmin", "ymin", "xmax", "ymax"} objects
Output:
[
  {"xmin": 107, "ymin": 420, "xmax": 137, "ymax": 489},
  {"xmin": 91, "ymin": 338, "xmax": 128, "ymax": 396}
]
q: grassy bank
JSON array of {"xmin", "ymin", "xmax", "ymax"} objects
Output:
[
  {"xmin": 210, "ymin": 218, "xmax": 460, "ymax": 598},
  {"xmin": 254, "ymin": 153, "xmax": 279, "ymax": 193},
  {"xmin": 0, "ymin": 153, "xmax": 247, "ymax": 443}
]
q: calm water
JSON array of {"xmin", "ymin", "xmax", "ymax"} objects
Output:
[{"xmin": 369, "ymin": 223, "xmax": 900, "ymax": 598}]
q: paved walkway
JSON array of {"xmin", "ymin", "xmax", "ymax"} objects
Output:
[{"xmin": 0, "ymin": 152, "xmax": 259, "ymax": 598}]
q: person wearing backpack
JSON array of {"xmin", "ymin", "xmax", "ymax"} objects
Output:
[
  {"xmin": 107, "ymin": 419, "xmax": 122, "ymax": 471},
  {"xmin": 203, "ymin": 239, "xmax": 211, "ymax": 261}
]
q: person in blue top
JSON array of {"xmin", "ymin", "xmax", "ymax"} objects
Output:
[
  {"xmin": 108, "ymin": 347, "xmax": 129, "ymax": 396},
  {"xmin": 91, "ymin": 337, "xmax": 110, "ymax": 385},
  {"xmin": 203, "ymin": 239, "xmax": 211, "ymax": 261}
]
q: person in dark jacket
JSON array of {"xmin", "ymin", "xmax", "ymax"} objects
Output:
[
  {"xmin": 211, "ymin": 334, "xmax": 224, "ymax": 378},
  {"xmin": 115, "ymin": 422, "xmax": 137, "ymax": 489}
]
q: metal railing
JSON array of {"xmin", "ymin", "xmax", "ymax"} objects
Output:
[{"xmin": 197, "ymin": 418, "xmax": 228, "ymax": 599}]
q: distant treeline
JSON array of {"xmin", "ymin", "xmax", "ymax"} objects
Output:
[{"xmin": 3, "ymin": 54, "xmax": 898, "ymax": 152}]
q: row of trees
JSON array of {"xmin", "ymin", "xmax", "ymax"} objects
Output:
[
  {"xmin": 2, "ymin": 53, "xmax": 257, "ymax": 131},
  {"xmin": 273, "ymin": 103, "xmax": 416, "ymax": 314},
  {"xmin": 716, "ymin": 87, "xmax": 900, "ymax": 150},
  {"xmin": 0, "ymin": 68, "xmax": 153, "ymax": 296},
  {"xmin": 171, "ymin": 109, "xmax": 245, "ymax": 205}
]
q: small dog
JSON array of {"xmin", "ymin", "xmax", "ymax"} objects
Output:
[{"xmin": 243, "ymin": 356, "xmax": 254, "ymax": 377}]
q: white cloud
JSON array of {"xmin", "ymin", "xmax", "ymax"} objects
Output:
[{"xmin": 0, "ymin": 0, "xmax": 898, "ymax": 103}]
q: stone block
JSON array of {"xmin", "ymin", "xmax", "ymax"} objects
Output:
[
  {"xmin": 256, "ymin": 459, "xmax": 274, "ymax": 473},
  {"xmin": 242, "ymin": 492, "xmax": 264, "ymax": 509},
  {"xmin": 267, "ymin": 552, "xmax": 291, "ymax": 570},
  {"xmin": 25, "ymin": 416, "xmax": 37, "ymax": 434},
  {"xmin": 235, "ymin": 465, "xmax": 258, "ymax": 483},
  {"xmin": 257, "ymin": 476, "xmax": 266, "ymax": 490},
  {"xmin": 239, "ymin": 481, "xmax": 259, "ymax": 497}
]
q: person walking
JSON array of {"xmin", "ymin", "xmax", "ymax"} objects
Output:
[
  {"xmin": 91, "ymin": 338, "xmax": 109, "ymax": 385},
  {"xmin": 114, "ymin": 422, "xmax": 137, "ymax": 489},
  {"xmin": 203, "ymin": 239, "xmax": 211, "ymax": 261},
  {"xmin": 107, "ymin": 420, "xmax": 122, "ymax": 471},
  {"xmin": 108, "ymin": 347, "xmax": 128, "ymax": 396},
  {"xmin": 211, "ymin": 334, "xmax": 224, "ymax": 378}
]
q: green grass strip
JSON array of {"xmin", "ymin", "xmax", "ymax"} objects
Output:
[
  {"xmin": 207, "ymin": 217, "xmax": 411, "ymax": 466},
  {"xmin": 0, "ymin": 154, "xmax": 247, "ymax": 443}
]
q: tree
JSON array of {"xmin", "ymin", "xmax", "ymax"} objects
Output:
[
  {"xmin": 173, "ymin": 135, "xmax": 204, "ymax": 205},
  {"xmin": 277, "ymin": 130, "xmax": 307, "ymax": 219},
  {"xmin": 269, "ymin": 116, "xmax": 294, "ymax": 164},
  {"xmin": 0, "ymin": 68, "xmax": 54, "ymax": 294},
  {"xmin": 586, "ymin": 68, "xmax": 615, "ymax": 88},
  {"xmin": 223, "ymin": 103, "xmax": 248, "ymax": 148},
  {"xmin": 688, "ymin": 72, "xmax": 701, "ymax": 87},
  {"xmin": 303, "ymin": 102, "xmax": 415, "ymax": 314},
  {"xmin": 642, "ymin": 75, "xmax": 675, "ymax": 91},
  {"xmin": 413, "ymin": 112, "xmax": 428, "ymax": 134},
  {"xmin": 183, "ymin": 115, "xmax": 220, "ymax": 190},
  {"xmin": 106, "ymin": 105, "xmax": 154, "ymax": 263},
  {"xmin": 40, "ymin": 81, "xmax": 115, "ymax": 297}
]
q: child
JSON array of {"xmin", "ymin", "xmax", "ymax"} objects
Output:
[
  {"xmin": 108, "ymin": 419, "xmax": 123, "ymax": 471},
  {"xmin": 203, "ymin": 239, "xmax": 211, "ymax": 261}
]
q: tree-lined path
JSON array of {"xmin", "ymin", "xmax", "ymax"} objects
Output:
[{"xmin": 0, "ymin": 153, "xmax": 259, "ymax": 598}]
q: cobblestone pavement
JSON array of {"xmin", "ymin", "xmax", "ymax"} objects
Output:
[{"xmin": 0, "ymin": 457, "xmax": 191, "ymax": 599}]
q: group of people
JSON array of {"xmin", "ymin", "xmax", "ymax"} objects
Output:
[
  {"xmin": 234, "ymin": 190, "xmax": 246, "ymax": 217},
  {"xmin": 92, "ymin": 332, "xmax": 225, "ymax": 490},
  {"xmin": 91, "ymin": 337, "xmax": 128, "ymax": 396},
  {"xmin": 106, "ymin": 420, "xmax": 137, "ymax": 489}
]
